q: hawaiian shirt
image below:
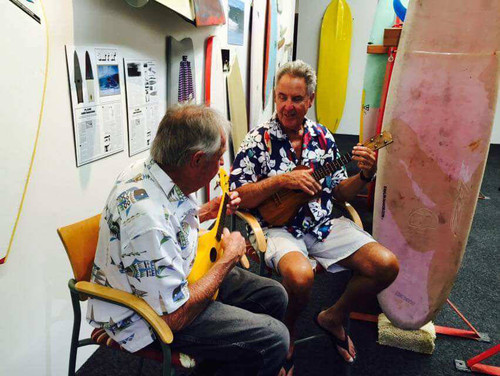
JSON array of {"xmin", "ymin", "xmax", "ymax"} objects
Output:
[
  {"xmin": 230, "ymin": 116, "xmax": 347, "ymax": 241},
  {"xmin": 87, "ymin": 155, "xmax": 199, "ymax": 353}
]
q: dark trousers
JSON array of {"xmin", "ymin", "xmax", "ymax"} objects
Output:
[{"xmin": 172, "ymin": 267, "xmax": 289, "ymax": 376}]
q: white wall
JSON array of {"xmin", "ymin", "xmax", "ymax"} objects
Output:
[
  {"xmin": 295, "ymin": 0, "xmax": 500, "ymax": 143},
  {"xmin": 0, "ymin": 0, "xmax": 251, "ymax": 374}
]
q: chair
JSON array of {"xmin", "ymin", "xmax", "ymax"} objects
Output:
[
  {"xmin": 58, "ymin": 214, "xmax": 195, "ymax": 376},
  {"xmin": 237, "ymin": 202, "xmax": 364, "ymax": 276}
]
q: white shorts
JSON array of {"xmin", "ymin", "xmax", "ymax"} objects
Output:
[{"xmin": 261, "ymin": 216, "xmax": 375, "ymax": 274}]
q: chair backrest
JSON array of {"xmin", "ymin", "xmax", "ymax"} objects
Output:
[{"xmin": 57, "ymin": 214, "xmax": 101, "ymax": 282}]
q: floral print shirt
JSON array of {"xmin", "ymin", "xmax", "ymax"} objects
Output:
[
  {"xmin": 87, "ymin": 155, "xmax": 199, "ymax": 352},
  {"xmin": 230, "ymin": 116, "xmax": 347, "ymax": 241}
]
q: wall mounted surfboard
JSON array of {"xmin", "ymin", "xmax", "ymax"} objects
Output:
[
  {"xmin": 263, "ymin": 0, "xmax": 277, "ymax": 109},
  {"xmin": 360, "ymin": 0, "xmax": 395, "ymax": 142},
  {"xmin": 373, "ymin": 0, "xmax": 499, "ymax": 329},
  {"xmin": 248, "ymin": 0, "xmax": 267, "ymax": 130},
  {"xmin": 1, "ymin": 0, "xmax": 48, "ymax": 264},
  {"xmin": 204, "ymin": 35, "xmax": 231, "ymax": 202},
  {"xmin": 192, "ymin": 0, "xmax": 226, "ymax": 26},
  {"xmin": 227, "ymin": 55, "xmax": 248, "ymax": 157},
  {"xmin": 167, "ymin": 36, "xmax": 196, "ymax": 106},
  {"xmin": 316, "ymin": 0, "xmax": 352, "ymax": 134}
]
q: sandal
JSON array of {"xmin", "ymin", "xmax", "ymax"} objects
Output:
[{"xmin": 314, "ymin": 310, "xmax": 356, "ymax": 365}]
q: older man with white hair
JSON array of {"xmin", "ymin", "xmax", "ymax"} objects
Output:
[{"xmin": 88, "ymin": 104, "xmax": 290, "ymax": 376}]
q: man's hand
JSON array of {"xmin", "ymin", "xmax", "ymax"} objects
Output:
[
  {"xmin": 281, "ymin": 168, "xmax": 322, "ymax": 196},
  {"xmin": 201, "ymin": 191, "xmax": 242, "ymax": 222},
  {"xmin": 352, "ymin": 144, "xmax": 377, "ymax": 179},
  {"xmin": 220, "ymin": 228, "xmax": 246, "ymax": 265}
]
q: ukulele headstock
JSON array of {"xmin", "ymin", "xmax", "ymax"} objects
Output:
[
  {"xmin": 217, "ymin": 168, "xmax": 230, "ymax": 195},
  {"xmin": 363, "ymin": 131, "xmax": 393, "ymax": 151}
]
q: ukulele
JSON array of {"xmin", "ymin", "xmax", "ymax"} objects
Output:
[
  {"xmin": 187, "ymin": 168, "xmax": 248, "ymax": 299},
  {"xmin": 258, "ymin": 131, "xmax": 393, "ymax": 226}
]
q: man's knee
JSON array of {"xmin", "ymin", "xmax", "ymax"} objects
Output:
[
  {"xmin": 279, "ymin": 253, "xmax": 315, "ymax": 298},
  {"xmin": 374, "ymin": 246, "xmax": 399, "ymax": 287}
]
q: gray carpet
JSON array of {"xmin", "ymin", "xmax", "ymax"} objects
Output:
[{"xmin": 76, "ymin": 135, "xmax": 499, "ymax": 376}]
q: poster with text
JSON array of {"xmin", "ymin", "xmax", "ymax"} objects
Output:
[
  {"xmin": 66, "ymin": 46, "xmax": 124, "ymax": 166},
  {"xmin": 124, "ymin": 59, "xmax": 160, "ymax": 156}
]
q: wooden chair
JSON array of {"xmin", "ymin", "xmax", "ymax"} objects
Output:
[
  {"xmin": 58, "ymin": 214, "xmax": 195, "ymax": 376},
  {"xmin": 237, "ymin": 202, "xmax": 364, "ymax": 276}
]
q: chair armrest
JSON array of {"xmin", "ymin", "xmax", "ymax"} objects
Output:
[
  {"xmin": 75, "ymin": 280, "xmax": 173, "ymax": 344},
  {"xmin": 344, "ymin": 202, "xmax": 363, "ymax": 230},
  {"xmin": 235, "ymin": 210, "xmax": 267, "ymax": 253}
]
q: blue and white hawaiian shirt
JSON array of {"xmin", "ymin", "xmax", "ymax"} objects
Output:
[
  {"xmin": 87, "ymin": 155, "xmax": 199, "ymax": 352},
  {"xmin": 230, "ymin": 116, "xmax": 347, "ymax": 241}
]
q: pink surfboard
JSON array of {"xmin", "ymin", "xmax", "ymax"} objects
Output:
[{"xmin": 373, "ymin": 0, "xmax": 499, "ymax": 329}]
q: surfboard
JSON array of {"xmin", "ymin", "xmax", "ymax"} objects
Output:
[
  {"xmin": 316, "ymin": 0, "xmax": 352, "ymax": 134},
  {"xmin": 204, "ymin": 35, "xmax": 231, "ymax": 202},
  {"xmin": 373, "ymin": 0, "xmax": 499, "ymax": 329},
  {"xmin": 167, "ymin": 36, "xmax": 196, "ymax": 106},
  {"xmin": 360, "ymin": 0, "xmax": 395, "ymax": 142},
  {"xmin": 248, "ymin": 0, "xmax": 267, "ymax": 129},
  {"xmin": 0, "ymin": 1, "xmax": 47, "ymax": 264},
  {"xmin": 227, "ymin": 55, "xmax": 248, "ymax": 157},
  {"xmin": 263, "ymin": 0, "xmax": 277, "ymax": 110}
]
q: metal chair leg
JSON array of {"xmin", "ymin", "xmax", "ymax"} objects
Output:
[
  {"xmin": 160, "ymin": 341, "xmax": 173, "ymax": 376},
  {"xmin": 68, "ymin": 284, "xmax": 81, "ymax": 376}
]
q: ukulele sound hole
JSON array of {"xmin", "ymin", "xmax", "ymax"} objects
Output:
[{"xmin": 210, "ymin": 247, "xmax": 217, "ymax": 262}]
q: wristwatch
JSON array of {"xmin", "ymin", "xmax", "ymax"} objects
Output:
[{"xmin": 359, "ymin": 170, "xmax": 376, "ymax": 182}]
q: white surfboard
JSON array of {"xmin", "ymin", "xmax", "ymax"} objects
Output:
[
  {"xmin": 0, "ymin": 1, "xmax": 47, "ymax": 264},
  {"xmin": 248, "ymin": 0, "xmax": 267, "ymax": 130}
]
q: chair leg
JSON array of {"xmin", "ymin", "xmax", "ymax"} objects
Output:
[
  {"xmin": 160, "ymin": 342, "xmax": 173, "ymax": 376},
  {"xmin": 68, "ymin": 289, "xmax": 82, "ymax": 376}
]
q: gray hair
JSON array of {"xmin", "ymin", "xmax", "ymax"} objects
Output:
[
  {"xmin": 276, "ymin": 60, "xmax": 317, "ymax": 96},
  {"xmin": 151, "ymin": 104, "xmax": 230, "ymax": 167}
]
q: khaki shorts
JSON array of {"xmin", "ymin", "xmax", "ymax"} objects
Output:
[{"xmin": 261, "ymin": 216, "xmax": 375, "ymax": 274}]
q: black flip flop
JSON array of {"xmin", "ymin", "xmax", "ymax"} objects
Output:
[{"xmin": 313, "ymin": 311, "xmax": 356, "ymax": 365}]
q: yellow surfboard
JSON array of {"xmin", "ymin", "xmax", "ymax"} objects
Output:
[{"xmin": 316, "ymin": 0, "xmax": 352, "ymax": 133}]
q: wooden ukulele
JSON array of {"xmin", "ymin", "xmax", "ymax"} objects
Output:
[
  {"xmin": 258, "ymin": 131, "xmax": 393, "ymax": 226},
  {"xmin": 187, "ymin": 168, "xmax": 248, "ymax": 299}
]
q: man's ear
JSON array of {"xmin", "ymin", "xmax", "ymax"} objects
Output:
[
  {"xmin": 190, "ymin": 151, "xmax": 205, "ymax": 168},
  {"xmin": 308, "ymin": 92, "xmax": 315, "ymax": 107}
]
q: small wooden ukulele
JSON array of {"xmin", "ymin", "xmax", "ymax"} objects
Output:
[{"xmin": 258, "ymin": 131, "xmax": 393, "ymax": 226}]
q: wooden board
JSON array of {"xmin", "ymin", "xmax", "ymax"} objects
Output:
[
  {"xmin": 316, "ymin": 0, "xmax": 352, "ymax": 133},
  {"xmin": 248, "ymin": 0, "xmax": 267, "ymax": 129},
  {"xmin": 204, "ymin": 35, "xmax": 231, "ymax": 201},
  {"xmin": 373, "ymin": 0, "xmax": 499, "ymax": 329},
  {"xmin": 360, "ymin": 0, "xmax": 395, "ymax": 142},
  {"xmin": 167, "ymin": 36, "xmax": 195, "ymax": 106},
  {"xmin": 263, "ymin": 0, "xmax": 278, "ymax": 109},
  {"xmin": 227, "ymin": 55, "xmax": 248, "ymax": 156},
  {"xmin": 0, "ymin": 1, "xmax": 46, "ymax": 264}
]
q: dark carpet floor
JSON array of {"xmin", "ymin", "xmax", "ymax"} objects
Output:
[{"xmin": 76, "ymin": 135, "xmax": 499, "ymax": 376}]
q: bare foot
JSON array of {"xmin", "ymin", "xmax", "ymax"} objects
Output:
[{"xmin": 317, "ymin": 310, "xmax": 356, "ymax": 363}]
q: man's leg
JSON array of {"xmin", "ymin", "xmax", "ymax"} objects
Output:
[
  {"xmin": 172, "ymin": 268, "xmax": 289, "ymax": 376},
  {"xmin": 277, "ymin": 251, "xmax": 315, "ymax": 362},
  {"xmin": 263, "ymin": 228, "xmax": 314, "ymax": 364},
  {"xmin": 317, "ymin": 241, "xmax": 399, "ymax": 362}
]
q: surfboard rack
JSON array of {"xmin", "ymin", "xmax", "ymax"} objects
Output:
[{"xmin": 455, "ymin": 344, "xmax": 500, "ymax": 375}]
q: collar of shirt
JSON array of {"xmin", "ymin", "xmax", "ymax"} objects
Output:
[
  {"xmin": 268, "ymin": 115, "xmax": 319, "ymax": 141},
  {"xmin": 146, "ymin": 155, "xmax": 199, "ymax": 215}
]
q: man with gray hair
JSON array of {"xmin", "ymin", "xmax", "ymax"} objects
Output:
[
  {"xmin": 88, "ymin": 104, "xmax": 289, "ymax": 375},
  {"xmin": 230, "ymin": 60, "xmax": 399, "ymax": 373}
]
